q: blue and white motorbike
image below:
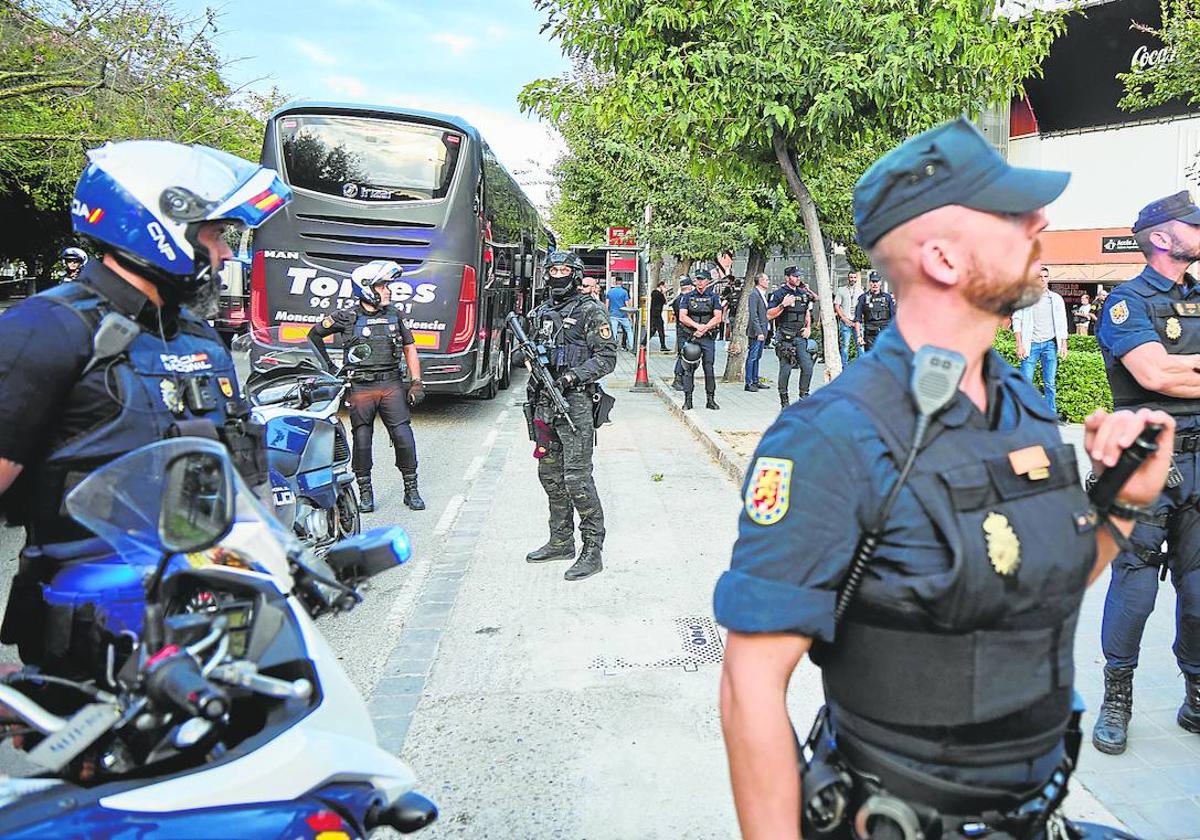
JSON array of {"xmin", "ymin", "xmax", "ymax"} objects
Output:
[
  {"xmin": 234, "ymin": 327, "xmax": 360, "ymax": 552},
  {"xmin": 0, "ymin": 438, "xmax": 436, "ymax": 837}
]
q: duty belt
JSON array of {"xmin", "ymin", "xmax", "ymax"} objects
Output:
[
  {"xmin": 1175, "ymin": 431, "xmax": 1200, "ymax": 453},
  {"xmin": 349, "ymin": 369, "xmax": 402, "ymax": 384}
]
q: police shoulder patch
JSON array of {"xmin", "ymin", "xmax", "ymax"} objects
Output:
[
  {"xmin": 321, "ymin": 316, "xmax": 334, "ymax": 329},
  {"xmin": 599, "ymin": 324, "xmax": 612, "ymax": 339},
  {"xmin": 1109, "ymin": 299, "xmax": 1129, "ymax": 325},
  {"xmin": 745, "ymin": 456, "xmax": 793, "ymax": 526}
]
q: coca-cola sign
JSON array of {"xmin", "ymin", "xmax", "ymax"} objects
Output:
[{"xmin": 1130, "ymin": 43, "xmax": 1177, "ymax": 73}]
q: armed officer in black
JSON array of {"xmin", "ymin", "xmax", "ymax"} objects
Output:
[
  {"xmin": 855, "ymin": 271, "xmax": 896, "ymax": 352},
  {"xmin": 309, "ymin": 260, "xmax": 425, "ymax": 513},
  {"xmin": 524, "ymin": 251, "xmax": 617, "ymax": 581},
  {"xmin": 767, "ymin": 266, "xmax": 815, "ymax": 408},
  {"xmin": 678, "ymin": 269, "xmax": 724, "ymax": 410}
]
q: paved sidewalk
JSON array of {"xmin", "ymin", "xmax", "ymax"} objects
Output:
[{"xmin": 619, "ymin": 341, "xmax": 1200, "ymax": 839}]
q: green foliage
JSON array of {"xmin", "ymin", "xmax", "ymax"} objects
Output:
[
  {"xmin": 1119, "ymin": 0, "xmax": 1200, "ymax": 112},
  {"xmin": 0, "ymin": 0, "xmax": 282, "ymax": 268},
  {"xmin": 994, "ymin": 330, "xmax": 1112, "ymax": 423}
]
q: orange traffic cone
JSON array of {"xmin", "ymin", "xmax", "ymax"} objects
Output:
[{"xmin": 631, "ymin": 343, "xmax": 652, "ymax": 392}]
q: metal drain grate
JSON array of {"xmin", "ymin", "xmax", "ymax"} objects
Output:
[{"xmin": 589, "ymin": 616, "xmax": 725, "ymax": 672}]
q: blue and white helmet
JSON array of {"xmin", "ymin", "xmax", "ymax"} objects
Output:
[
  {"xmin": 60, "ymin": 247, "xmax": 89, "ymax": 264},
  {"xmin": 71, "ymin": 140, "xmax": 292, "ymax": 295},
  {"xmin": 351, "ymin": 260, "xmax": 403, "ymax": 306}
]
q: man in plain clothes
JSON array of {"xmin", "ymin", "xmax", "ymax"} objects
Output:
[
  {"xmin": 744, "ymin": 272, "xmax": 770, "ymax": 392},
  {"xmin": 650, "ymin": 280, "xmax": 668, "ymax": 351},
  {"xmin": 833, "ymin": 271, "xmax": 863, "ymax": 366},
  {"xmin": 1012, "ymin": 266, "xmax": 1069, "ymax": 416},
  {"xmin": 605, "ymin": 278, "xmax": 632, "ymax": 350}
]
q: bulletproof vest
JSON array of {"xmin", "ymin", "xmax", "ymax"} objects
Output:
[
  {"xmin": 1105, "ymin": 279, "xmax": 1200, "ymax": 415},
  {"xmin": 685, "ymin": 291, "xmax": 717, "ymax": 326},
  {"xmin": 776, "ymin": 287, "xmax": 811, "ymax": 330},
  {"xmin": 812, "ymin": 352, "xmax": 1092, "ymax": 766},
  {"xmin": 20, "ymin": 283, "xmax": 247, "ymax": 545},
  {"xmin": 863, "ymin": 292, "xmax": 891, "ymax": 327},
  {"xmin": 347, "ymin": 306, "xmax": 403, "ymax": 371},
  {"xmin": 533, "ymin": 296, "xmax": 593, "ymax": 375}
]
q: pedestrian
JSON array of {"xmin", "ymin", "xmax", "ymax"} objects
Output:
[
  {"xmin": 1093, "ymin": 189, "xmax": 1200, "ymax": 755},
  {"xmin": 1093, "ymin": 286, "xmax": 1108, "ymax": 335},
  {"xmin": 1074, "ymin": 292, "xmax": 1093, "ymax": 336},
  {"xmin": 766, "ymin": 266, "xmax": 815, "ymax": 408},
  {"xmin": 0, "ymin": 140, "xmax": 290, "ymax": 669},
  {"xmin": 671, "ymin": 276, "xmax": 695, "ymax": 390},
  {"xmin": 59, "ymin": 247, "xmax": 88, "ymax": 283},
  {"xmin": 833, "ymin": 270, "xmax": 862, "ymax": 366},
  {"xmin": 715, "ymin": 116, "xmax": 1172, "ymax": 839},
  {"xmin": 605, "ymin": 277, "xmax": 632, "ymax": 350},
  {"xmin": 580, "ymin": 275, "xmax": 601, "ymax": 302},
  {"xmin": 743, "ymin": 272, "xmax": 770, "ymax": 393},
  {"xmin": 853, "ymin": 271, "xmax": 895, "ymax": 352},
  {"xmin": 523, "ymin": 250, "xmax": 616, "ymax": 581},
  {"xmin": 721, "ymin": 275, "xmax": 743, "ymax": 341},
  {"xmin": 650, "ymin": 280, "xmax": 668, "ymax": 351},
  {"xmin": 677, "ymin": 269, "xmax": 723, "ymax": 411},
  {"xmin": 1012, "ymin": 266, "xmax": 1069, "ymax": 418},
  {"xmin": 309, "ymin": 260, "xmax": 426, "ymax": 514}
]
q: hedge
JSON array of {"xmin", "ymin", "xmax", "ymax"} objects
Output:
[{"xmin": 993, "ymin": 329, "xmax": 1112, "ymax": 423}]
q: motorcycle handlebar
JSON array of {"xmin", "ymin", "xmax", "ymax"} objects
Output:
[{"xmin": 145, "ymin": 651, "xmax": 229, "ymax": 721}]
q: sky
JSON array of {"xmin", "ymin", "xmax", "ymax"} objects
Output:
[{"xmin": 177, "ymin": 0, "xmax": 571, "ymax": 208}]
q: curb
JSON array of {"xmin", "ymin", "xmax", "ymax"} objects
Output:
[{"xmin": 648, "ymin": 376, "xmax": 748, "ymax": 487}]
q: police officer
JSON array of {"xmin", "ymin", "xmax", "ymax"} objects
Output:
[
  {"xmin": 308, "ymin": 260, "xmax": 425, "ymax": 514},
  {"xmin": 59, "ymin": 247, "xmax": 88, "ymax": 282},
  {"xmin": 715, "ymin": 118, "xmax": 1171, "ymax": 839},
  {"xmin": 671, "ymin": 276, "xmax": 695, "ymax": 390},
  {"xmin": 677, "ymin": 269, "xmax": 723, "ymax": 410},
  {"xmin": 1093, "ymin": 190, "xmax": 1200, "ymax": 755},
  {"xmin": 524, "ymin": 250, "xmax": 616, "ymax": 581},
  {"xmin": 767, "ymin": 266, "xmax": 815, "ymax": 408},
  {"xmin": 855, "ymin": 270, "xmax": 895, "ymax": 352},
  {"xmin": 0, "ymin": 140, "xmax": 290, "ymax": 668}
]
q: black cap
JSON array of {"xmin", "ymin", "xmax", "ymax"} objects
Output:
[
  {"xmin": 853, "ymin": 117, "xmax": 1069, "ymax": 249},
  {"xmin": 783, "ymin": 265, "xmax": 800, "ymax": 277},
  {"xmin": 1132, "ymin": 190, "xmax": 1200, "ymax": 233},
  {"xmin": 868, "ymin": 271, "xmax": 881, "ymax": 283},
  {"xmin": 694, "ymin": 269, "xmax": 712, "ymax": 281},
  {"xmin": 680, "ymin": 277, "xmax": 695, "ymax": 287}
]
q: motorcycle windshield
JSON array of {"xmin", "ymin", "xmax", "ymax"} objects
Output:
[
  {"xmin": 64, "ymin": 439, "xmax": 300, "ymax": 570},
  {"xmin": 235, "ymin": 325, "xmax": 335, "ymax": 377}
]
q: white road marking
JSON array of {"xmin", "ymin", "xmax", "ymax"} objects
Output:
[
  {"xmin": 433, "ymin": 493, "xmax": 466, "ymax": 537},
  {"xmin": 462, "ymin": 455, "xmax": 485, "ymax": 483},
  {"xmin": 482, "ymin": 429, "xmax": 498, "ymax": 449}
]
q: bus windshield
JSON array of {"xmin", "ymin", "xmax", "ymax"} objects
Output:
[{"xmin": 279, "ymin": 114, "xmax": 462, "ymax": 202}]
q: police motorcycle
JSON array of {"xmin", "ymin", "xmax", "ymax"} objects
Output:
[
  {"xmin": 233, "ymin": 326, "xmax": 360, "ymax": 552},
  {"xmin": 0, "ymin": 438, "xmax": 437, "ymax": 837}
]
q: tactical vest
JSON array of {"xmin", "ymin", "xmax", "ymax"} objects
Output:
[
  {"xmin": 19, "ymin": 283, "xmax": 247, "ymax": 545},
  {"xmin": 347, "ymin": 307, "xmax": 403, "ymax": 372},
  {"xmin": 1106, "ymin": 281, "xmax": 1200, "ymax": 415},
  {"xmin": 532, "ymin": 296, "xmax": 593, "ymax": 376},
  {"xmin": 684, "ymin": 291, "xmax": 717, "ymax": 327},
  {"xmin": 863, "ymin": 293, "xmax": 892, "ymax": 327},
  {"xmin": 812, "ymin": 351, "xmax": 1093, "ymax": 767},
  {"xmin": 776, "ymin": 288, "xmax": 811, "ymax": 331}
]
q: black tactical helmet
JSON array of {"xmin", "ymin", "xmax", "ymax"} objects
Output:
[
  {"xmin": 681, "ymin": 341, "xmax": 703, "ymax": 368},
  {"xmin": 544, "ymin": 249, "xmax": 585, "ymax": 301}
]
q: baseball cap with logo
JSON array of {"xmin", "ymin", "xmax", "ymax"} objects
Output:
[
  {"xmin": 853, "ymin": 116, "xmax": 1070, "ymax": 249},
  {"xmin": 1132, "ymin": 190, "xmax": 1200, "ymax": 233}
]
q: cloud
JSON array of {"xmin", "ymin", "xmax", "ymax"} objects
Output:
[
  {"xmin": 429, "ymin": 32, "xmax": 477, "ymax": 55},
  {"xmin": 294, "ymin": 37, "xmax": 337, "ymax": 66},
  {"xmin": 326, "ymin": 75, "xmax": 368, "ymax": 98}
]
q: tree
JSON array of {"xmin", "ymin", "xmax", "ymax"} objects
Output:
[
  {"xmin": 523, "ymin": 0, "xmax": 1067, "ymax": 377},
  {"xmin": 1119, "ymin": 0, "xmax": 1200, "ymax": 112}
]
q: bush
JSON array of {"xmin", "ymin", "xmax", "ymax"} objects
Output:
[{"xmin": 993, "ymin": 329, "xmax": 1112, "ymax": 423}]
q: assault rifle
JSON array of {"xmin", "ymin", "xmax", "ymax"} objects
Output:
[{"xmin": 506, "ymin": 311, "xmax": 578, "ymax": 434}]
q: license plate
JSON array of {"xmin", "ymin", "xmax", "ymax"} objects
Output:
[{"xmin": 27, "ymin": 703, "xmax": 121, "ymax": 771}]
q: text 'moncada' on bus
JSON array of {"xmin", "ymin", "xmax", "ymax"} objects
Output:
[{"xmin": 253, "ymin": 102, "xmax": 553, "ymax": 399}]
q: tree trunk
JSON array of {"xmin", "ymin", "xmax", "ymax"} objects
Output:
[
  {"xmin": 722, "ymin": 244, "xmax": 766, "ymax": 382},
  {"xmin": 673, "ymin": 257, "xmax": 692, "ymax": 294},
  {"xmin": 772, "ymin": 126, "xmax": 842, "ymax": 380},
  {"xmin": 649, "ymin": 249, "xmax": 663, "ymax": 290}
]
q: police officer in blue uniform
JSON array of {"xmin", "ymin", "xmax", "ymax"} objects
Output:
[
  {"xmin": 677, "ymin": 269, "xmax": 723, "ymax": 410},
  {"xmin": 714, "ymin": 118, "xmax": 1171, "ymax": 840},
  {"xmin": 0, "ymin": 140, "xmax": 291, "ymax": 668},
  {"xmin": 855, "ymin": 270, "xmax": 896, "ymax": 352},
  {"xmin": 671, "ymin": 276, "xmax": 696, "ymax": 391},
  {"xmin": 1093, "ymin": 190, "xmax": 1200, "ymax": 755},
  {"xmin": 308, "ymin": 260, "xmax": 425, "ymax": 514},
  {"xmin": 767, "ymin": 266, "xmax": 816, "ymax": 408}
]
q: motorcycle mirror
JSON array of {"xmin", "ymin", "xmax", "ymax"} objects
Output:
[
  {"xmin": 345, "ymin": 344, "xmax": 371, "ymax": 365},
  {"xmin": 158, "ymin": 450, "xmax": 235, "ymax": 555},
  {"xmin": 324, "ymin": 525, "xmax": 412, "ymax": 582}
]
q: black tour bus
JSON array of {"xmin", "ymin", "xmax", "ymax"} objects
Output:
[{"xmin": 252, "ymin": 101, "xmax": 551, "ymax": 398}]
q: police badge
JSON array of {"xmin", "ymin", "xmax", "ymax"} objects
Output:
[
  {"xmin": 983, "ymin": 512, "xmax": 1021, "ymax": 576},
  {"xmin": 1167, "ymin": 317, "xmax": 1183, "ymax": 341}
]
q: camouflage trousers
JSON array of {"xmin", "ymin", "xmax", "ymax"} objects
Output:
[{"xmin": 536, "ymin": 390, "xmax": 604, "ymax": 549}]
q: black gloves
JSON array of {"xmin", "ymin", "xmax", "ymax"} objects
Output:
[
  {"xmin": 408, "ymin": 379, "xmax": 425, "ymax": 406},
  {"xmin": 556, "ymin": 371, "xmax": 579, "ymax": 392}
]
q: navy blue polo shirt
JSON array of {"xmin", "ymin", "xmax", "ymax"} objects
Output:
[{"xmin": 714, "ymin": 327, "xmax": 1053, "ymax": 643}]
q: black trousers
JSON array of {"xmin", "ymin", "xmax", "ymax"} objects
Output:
[
  {"xmin": 682, "ymin": 337, "xmax": 717, "ymax": 396},
  {"xmin": 348, "ymin": 377, "xmax": 417, "ymax": 477},
  {"xmin": 650, "ymin": 314, "xmax": 666, "ymax": 349}
]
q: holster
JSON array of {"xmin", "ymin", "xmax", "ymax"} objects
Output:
[
  {"xmin": 591, "ymin": 385, "xmax": 616, "ymax": 429},
  {"xmin": 523, "ymin": 401, "xmax": 538, "ymax": 442}
]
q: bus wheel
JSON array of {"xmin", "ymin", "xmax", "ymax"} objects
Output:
[
  {"xmin": 476, "ymin": 373, "xmax": 498, "ymax": 400},
  {"xmin": 497, "ymin": 335, "xmax": 512, "ymax": 391}
]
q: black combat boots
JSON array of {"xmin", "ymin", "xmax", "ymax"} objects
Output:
[
  {"xmin": 682, "ymin": 393, "xmax": 694, "ymax": 411},
  {"xmin": 526, "ymin": 540, "xmax": 575, "ymax": 564},
  {"xmin": 705, "ymin": 394, "xmax": 719, "ymax": 410},
  {"xmin": 1180, "ymin": 672, "xmax": 1200, "ymax": 734},
  {"xmin": 356, "ymin": 474, "xmax": 375, "ymax": 514},
  {"xmin": 402, "ymin": 472, "xmax": 425, "ymax": 511},
  {"xmin": 780, "ymin": 394, "xmax": 790, "ymax": 409},
  {"xmin": 671, "ymin": 375, "xmax": 684, "ymax": 391},
  {"xmin": 1092, "ymin": 666, "xmax": 1134, "ymax": 754},
  {"xmin": 565, "ymin": 541, "xmax": 602, "ymax": 581}
]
